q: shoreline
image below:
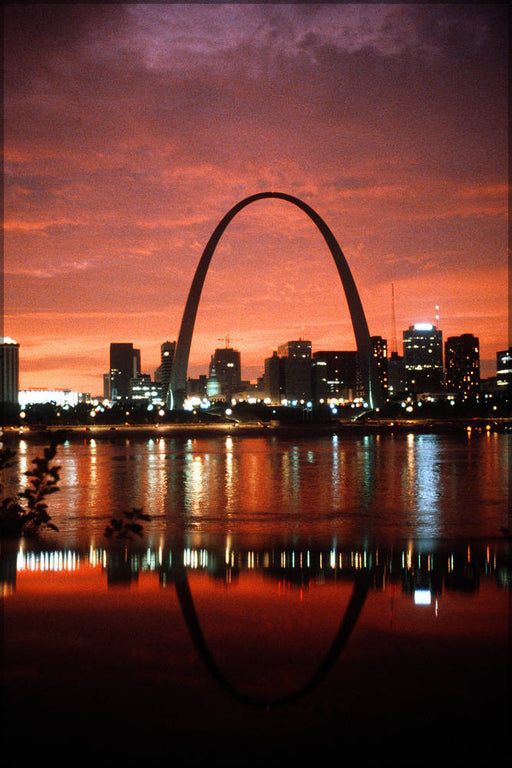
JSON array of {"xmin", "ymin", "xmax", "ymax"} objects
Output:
[{"xmin": 2, "ymin": 416, "xmax": 510, "ymax": 442}]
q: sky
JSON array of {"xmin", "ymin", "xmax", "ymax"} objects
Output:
[{"xmin": 3, "ymin": 2, "xmax": 509, "ymax": 393}]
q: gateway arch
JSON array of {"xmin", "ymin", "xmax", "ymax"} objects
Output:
[{"xmin": 169, "ymin": 192, "xmax": 382, "ymax": 410}]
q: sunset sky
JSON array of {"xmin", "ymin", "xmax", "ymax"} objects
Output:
[{"xmin": 3, "ymin": 3, "xmax": 509, "ymax": 393}]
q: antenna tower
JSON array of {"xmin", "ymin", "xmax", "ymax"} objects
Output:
[{"xmin": 391, "ymin": 283, "xmax": 398, "ymax": 355}]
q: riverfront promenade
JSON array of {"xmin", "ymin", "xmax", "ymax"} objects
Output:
[{"xmin": 2, "ymin": 416, "xmax": 511, "ymax": 443}]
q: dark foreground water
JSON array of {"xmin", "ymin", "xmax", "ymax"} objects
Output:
[{"xmin": 1, "ymin": 431, "xmax": 511, "ymax": 764}]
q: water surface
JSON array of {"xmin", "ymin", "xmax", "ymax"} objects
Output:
[{"xmin": 2, "ymin": 431, "xmax": 510, "ymax": 764}]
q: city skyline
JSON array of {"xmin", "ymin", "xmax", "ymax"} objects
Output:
[
  {"xmin": 3, "ymin": 4, "xmax": 508, "ymax": 393},
  {"xmin": 10, "ymin": 325, "xmax": 510, "ymax": 404}
]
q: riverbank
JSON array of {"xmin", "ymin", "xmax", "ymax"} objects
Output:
[{"xmin": 2, "ymin": 416, "xmax": 511, "ymax": 443}]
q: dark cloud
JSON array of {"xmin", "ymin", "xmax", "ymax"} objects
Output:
[{"xmin": 4, "ymin": 3, "xmax": 128, "ymax": 55}]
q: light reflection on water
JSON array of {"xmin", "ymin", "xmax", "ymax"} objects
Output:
[
  {"xmin": 2, "ymin": 432, "xmax": 510, "ymax": 762},
  {"xmin": 3, "ymin": 535, "xmax": 510, "ymax": 761},
  {"xmin": 4, "ymin": 431, "xmax": 508, "ymax": 546},
  {"xmin": 7, "ymin": 538, "xmax": 511, "ymax": 594}
]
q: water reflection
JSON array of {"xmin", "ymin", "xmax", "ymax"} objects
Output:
[
  {"xmin": 2, "ymin": 433, "xmax": 510, "ymax": 761},
  {"xmin": 9, "ymin": 539, "xmax": 509, "ymax": 593},
  {"xmin": 4, "ymin": 538, "xmax": 510, "ymax": 710},
  {"xmin": 3, "ymin": 433, "xmax": 509, "ymax": 543},
  {"xmin": 170, "ymin": 550, "xmax": 370, "ymax": 708},
  {"xmin": 405, "ymin": 434, "xmax": 441, "ymax": 533}
]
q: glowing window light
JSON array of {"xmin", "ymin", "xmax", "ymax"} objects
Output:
[{"xmin": 414, "ymin": 590, "xmax": 432, "ymax": 605}]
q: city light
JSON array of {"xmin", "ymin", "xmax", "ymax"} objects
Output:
[{"xmin": 414, "ymin": 323, "xmax": 434, "ymax": 331}]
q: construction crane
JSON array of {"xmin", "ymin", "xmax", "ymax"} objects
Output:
[{"xmin": 217, "ymin": 334, "xmax": 232, "ymax": 348}]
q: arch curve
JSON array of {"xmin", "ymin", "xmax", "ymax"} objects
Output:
[
  {"xmin": 171, "ymin": 557, "xmax": 370, "ymax": 709},
  {"xmin": 169, "ymin": 192, "xmax": 381, "ymax": 409}
]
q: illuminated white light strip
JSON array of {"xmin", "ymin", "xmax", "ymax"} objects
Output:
[{"xmin": 16, "ymin": 549, "xmax": 80, "ymax": 572}]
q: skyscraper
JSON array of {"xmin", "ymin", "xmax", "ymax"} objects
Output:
[
  {"xmin": 263, "ymin": 351, "xmax": 284, "ymax": 404},
  {"xmin": 109, "ymin": 343, "xmax": 141, "ymax": 400},
  {"xmin": 370, "ymin": 336, "xmax": 388, "ymax": 401},
  {"xmin": 0, "ymin": 337, "xmax": 20, "ymax": 405},
  {"xmin": 496, "ymin": 347, "xmax": 512, "ymax": 400},
  {"xmin": 444, "ymin": 334, "xmax": 480, "ymax": 402},
  {"xmin": 208, "ymin": 346, "xmax": 241, "ymax": 398},
  {"xmin": 387, "ymin": 352, "xmax": 407, "ymax": 398},
  {"xmin": 277, "ymin": 339, "xmax": 312, "ymax": 401},
  {"xmin": 312, "ymin": 350, "xmax": 360, "ymax": 401},
  {"xmin": 403, "ymin": 324, "xmax": 444, "ymax": 394},
  {"xmin": 154, "ymin": 340, "xmax": 176, "ymax": 400}
]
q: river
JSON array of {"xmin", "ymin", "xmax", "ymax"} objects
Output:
[{"xmin": 1, "ymin": 430, "xmax": 510, "ymax": 764}]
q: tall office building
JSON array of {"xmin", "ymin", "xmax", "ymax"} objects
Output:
[
  {"xmin": 277, "ymin": 339, "xmax": 312, "ymax": 401},
  {"xmin": 263, "ymin": 351, "xmax": 284, "ymax": 404},
  {"xmin": 154, "ymin": 340, "xmax": 176, "ymax": 399},
  {"xmin": 444, "ymin": 334, "xmax": 480, "ymax": 402},
  {"xmin": 387, "ymin": 352, "xmax": 407, "ymax": 398},
  {"xmin": 496, "ymin": 347, "xmax": 512, "ymax": 399},
  {"xmin": 371, "ymin": 336, "xmax": 388, "ymax": 401},
  {"xmin": 109, "ymin": 343, "xmax": 141, "ymax": 400},
  {"xmin": 0, "ymin": 337, "xmax": 20, "ymax": 405},
  {"xmin": 403, "ymin": 324, "xmax": 444, "ymax": 394},
  {"xmin": 312, "ymin": 350, "xmax": 360, "ymax": 401},
  {"xmin": 208, "ymin": 346, "xmax": 242, "ymax": 398}
]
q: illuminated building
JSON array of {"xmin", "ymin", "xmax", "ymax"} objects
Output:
[
  {"xmin": 277, "ymin": 339, "xmax": 312, "ymax": 360},
  {"xmin": 208, "ymin": 346, "xmax": 241, "ymax": 398},
  {"xmin": 109, "ymin": 343, "xmax": 141, "ymax": 400},
  {"xmin": 444, "ymin": 334, "xmax": 480, "ymax": 402},
  {"xmin": 128, "ymin": 374, "xmax": 164, "ymax": 404},
  {"xmin": 496, "ymin": 347, "xmax": 512, "ymax": 399},
  {"xmin": 206, "ymin": 366, "xmax": 222, "ymax": 399},
  {"xmin": 387, "ymin": 352, "xmax": 407, "ymax": 398},
  {"xmin": 402, "ymin": 324, "xmax": 444, "ymax": 394},
  {"xmin": 0, "ymin": 337, "xmax": 19, "ymax": 405},
  {"xmin": 370, "ymin": 336, "xmax": 388, "ymax": 400},
  {"xmin": 312, "ymin": 350, "xmax": 360, "ymax": 401},
  {"xmin": 18, "ymin": 389, "xmax": 88, "ymax": 407},
  {"xmin": 277, "ymin": 339, "xmax": 312, "ymax": 401},
  {"xmin": 154, "ymin": 340, "xmax": 176, "ymax": 402}
]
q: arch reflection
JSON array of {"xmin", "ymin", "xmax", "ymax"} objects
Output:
[
  {"xmin": 6, "ymin": 539, "xmax": 508, "ymax": 709},
  {"xmin": 169, "ymin": 552, "xmax": 370, "ymax": 709}
]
